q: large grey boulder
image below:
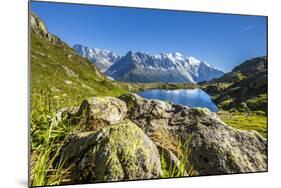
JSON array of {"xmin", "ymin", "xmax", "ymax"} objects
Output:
[
  {"xmin": 119, "ymin": 93, "xmax": 267, "ymax": 175},
  {"xmin": 75, "ymin": 97, "xmax": 127, "ymax": 130},
  {"xmin": 51, "ymin": 96, "xmax": 127, "ymax": 131},
  {"xmin": 57, "ymin": 119, "xmax": 162, "ymax": 183},
  {"xmin": 187, "ymin": 122, "xmax": 267, "ymax": 175}
]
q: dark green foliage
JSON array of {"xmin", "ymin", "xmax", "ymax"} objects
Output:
[{"xmin": 201, "ymin": 56, "xmax": 267, "ymax": 113}]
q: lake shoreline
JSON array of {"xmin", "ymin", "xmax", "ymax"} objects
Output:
[
  {"xmin": 118, "ymin": 82, "xmax": 199, "ymax": 92},
  {"xmin": 137, "ymin": 88, "xmax": 219, "ymax": 112},
  {"xmin": 132, "ymin": 86, "xmax": 267, "ymax": 138}
]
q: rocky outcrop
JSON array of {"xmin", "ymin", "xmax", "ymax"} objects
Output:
[
  {"xmin": 119, "ymin": 93, "xmax": 267, "ymax": 174},
  {"xmin": 30, "ymin": 13, "xmax": 48, "ymax": 36},
  {"xmin": 31, "ymin": 13, "xmax": 62, "ymax": 45},
  {"xmin": 57, "ymin": 119, "xmax": 162, "ymax": 183},
  {"xmin": 54, "ymin": 94, "xmax": 267, "ymax": 184}
]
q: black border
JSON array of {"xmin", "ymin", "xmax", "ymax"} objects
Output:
[{"xmin": 28, "ymin": 1, "xmax": 269, "ymax": 187}]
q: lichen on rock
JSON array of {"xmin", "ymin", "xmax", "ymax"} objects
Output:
[
  {"xmin": 75, "ymin": 96, "xmax": 128, "ymax": 131},
  {"xmin": 57, "ymin": 119, "xmax": 162, "ymax": 183}
]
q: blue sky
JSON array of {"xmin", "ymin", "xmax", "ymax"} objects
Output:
[{"xmin": 31, "ymin": 1, "xmax": 267, "ymax": 72}]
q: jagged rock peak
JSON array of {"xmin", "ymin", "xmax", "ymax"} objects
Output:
[{"xmin": 30, "ymin": 13, "xmax": 62, "ymax": 45}]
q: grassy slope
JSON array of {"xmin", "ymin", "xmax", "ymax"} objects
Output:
[
  {"xmin": 200, "ymin": 57, "xmax": 267, "ymax": 137},
  {"xmin": 201, "ymin": 57, "xmax": 267, "ymax": 111},
  {"xmin": 31, "ymin": 32, "xmax": 127, "ymax": 107},
  {"xmin": 218, "ymin": 111, "xmax": 267, "ymax": 138},
  {"xmin": 30, "ymin": 27, "xmax": 131, "ymax": 186}
]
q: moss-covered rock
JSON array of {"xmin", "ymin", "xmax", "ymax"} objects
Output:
[{"xmin": 57, "ymin": 119, "xmax": 162, "ymax": 183}]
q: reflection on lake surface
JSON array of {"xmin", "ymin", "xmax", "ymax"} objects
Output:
[{"xmin": 137, "ymin": 88, "xmax": 218, "ymax": 112}]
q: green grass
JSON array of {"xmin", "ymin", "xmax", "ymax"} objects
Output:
[
  {"xmin": 31, "ymin": 90, "xmax": 95, "ymax": 186},
  {"xmin": 31, "ymin": 138, "xmax": 70, "ymax": 186},
  {"xmin": 246, "ymin": 94, "xmax": 267, "ymax": 104},
  {"xmin": 30, "ymin": 31, "xmax": 129, "ymax": 186},
  {"xmin": 235, "ymin": 72, "xmax": 247, "ymax": 82},
  {"xmin": 218, "ymin": 111, "xmax": 267, "ymax": 138},
  {"xmin": 219, "ymin": 98, "xmax": 234, "ymax": 109},
  {"xmin": 200, "ymin": 82, "xmax": 231, "ymax": 100},
  {"xmin": 31, "ymin": 92, "xmax": 71, "ymax": 186},
  {"xmin": 160, "ymin": 134, "xmax": 196, "ymax": 178},
  {"xmin": 246, "ymin": 94, "xmax": 267, "ymax": 111}
]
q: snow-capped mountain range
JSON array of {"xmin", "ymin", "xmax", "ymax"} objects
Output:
[
  {"xmin": 105, "ymin": 51, "xmax": 224, "ymax": 83},
  {"xmin": 73, "ymin": 44, "xmax": 224, "ymax": 83},
  {"xmin": 73, "ymin": 44, "xmax": 120, "ymax": 73}
]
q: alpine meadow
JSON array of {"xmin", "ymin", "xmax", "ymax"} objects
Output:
[{"xmin": 30, "ymin": 2, "xmax": 267, "ymax": 187}]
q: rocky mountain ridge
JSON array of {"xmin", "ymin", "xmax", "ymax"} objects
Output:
[
  {"xmin": 72, "ymin": 43, "xmax": 224, "ymax": 83},
  {"xmin": 73, "ymin": 44, "xmax": 120, "ymax": 73},
  {"xmin": 105, "ymin": 51, "xmax": 224, "ymax": 83}
]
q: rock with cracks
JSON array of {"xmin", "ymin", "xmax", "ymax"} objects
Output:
[{"xmin": 119, "ymin": 93, "xmax": 267, "ymax": 175}]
